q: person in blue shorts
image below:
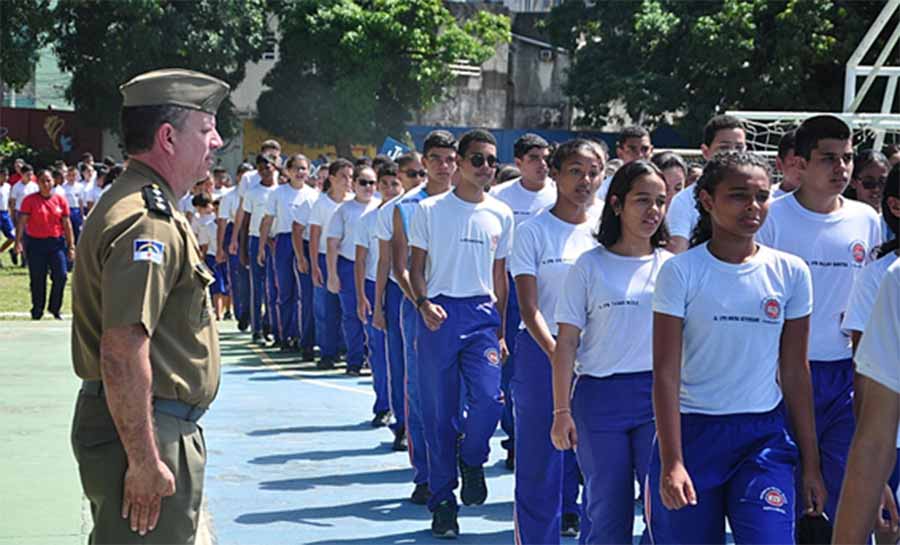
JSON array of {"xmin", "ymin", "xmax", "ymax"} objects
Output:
[{"xmin": 649, "ymin": 151, "xmax": 826, "ymax": 544}]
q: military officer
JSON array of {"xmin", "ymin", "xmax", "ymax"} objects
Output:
[{"xmin": 70, "ymin": 68, "xmax": 228, "ymax": 544}]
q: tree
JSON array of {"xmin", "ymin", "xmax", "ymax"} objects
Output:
[
  {"xmin": 50, "ymin": 0, "xmax": 270, "ymax": 138},
  {"xmin": 257, "ymin": 0, "xmax": 510, "ymax": 157},
  {"xmin": 1, "ymin": 1, "xmax": 52, "ymax": 91},
  {"xmin": 545, "ymin": 0, "xmax": 891, "ymax": 145}
]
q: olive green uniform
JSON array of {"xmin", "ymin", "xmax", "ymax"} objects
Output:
[{"xmin": 70, "ymin": 159, "xmax": 220, "ymax": 544}]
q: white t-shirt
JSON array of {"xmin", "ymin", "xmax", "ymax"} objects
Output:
[
  {"xmin": 842, "ymin": 252, "xmax": 900, "ymax": 335},
  {"xmin": 408, "ymin": 191, "xmax": 514, "ymax": 299},
  {"xmin": 490, "ymin": 178, "xmax": 557, "ymax": 226},
  {"xmin": 238, "ymin": 170, "xmax": 261, "ymax": 199},
  {"xmin": 355, "ymin": 206, "xmax": 382, "ymax": 282},
  {"xmin": 13, "ymin": 181, "xmax": 38, "ymax": 212},
  {"xmin": 653, "ymin": 243, "xmax": 813, "ymax": 415},
  {"xmin": 195, "ymin": 213, "xmax": 218, "ymax": 256},
  {"xmin": 772, "ymin": 183, "xmax": 796, "ymax": 200},
  {"xmin": 62, "ymin": 182, "xmax": 84, "ymax": 209},
  {"xmin": 327, "ymin": 198, "xmax": 380, "ymax": 261},
  {"xmin": 509, "ymin": 209, "xmax": 599, "ymax": 334},
  {"xmin": 374, "ymin": 192, "xmax": 409, "ymax": 283},
  {"xmin": 242, "ymin": 183, "xmax": 277, "ymax": 237},
  {"xmin": 179, "ymin": 193, "xmax": 195, "ymax": 216},
  {"xmin": 557, "ymin": 247, "xmax": 671, "ymax": 377},
  {"xmin": 855, "ymin": 260, "xmax": 900, "ymax": 394},
  {"xmin": 266, "ymin": 183, "xmax": 302, "ymax": 235},
  {"xmin": 212, "ymin": 185, "xmax": 232, "ymax": 202},
  {"xmin": 308, "ymin": 192, "xmax": 354, "ymax": 253},
  {"xmin": 0, "ymin": 184, "xmax": 9, "ymax": 212},
  {"xmin": 757, "ymin": 194, "xmax": 883, "ymax": 361},
  {"xmin": 596, "ymin": 175, "xmax": 613, "ymax": 201},
  {"xmin": 666, "ymin": 185, "xmax": 699, "ymax": 240},
  {"xmin": 218, "ymin": 185, "xmax": 241, "ymax": 223}
]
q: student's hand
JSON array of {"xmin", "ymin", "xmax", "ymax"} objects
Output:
[
  {"xmin": 14, "ymin": 241, "xmax": 23, "ymax": 255},
  {"xmin": 239, "ymin": 250, "xmax": 248, "ymax": 269},
  {"xmin": 876, "ymin": 483, "xmax": 900, "ymax": 543},
  {"xmin": 801, "ymin": 466, "xmax": 827, "ymax": 517},
  {"xmin": 550, "ymin": 411, "xmax": 577, "ymax": 450},
  {"xmin": 67, "ymin": 247, "xmax": 75, "ymax": 262},
  {"xmin": 660, "ymin": 461, "xmax": 697, "ymax": 510},
  {"xmin": 256, "ymin": 248, "xmax": 266, "ymax": 268},
  {"xmin": 216, "ymin": 248, "xmax": 226, "ymax": 264},
  {"xmin": 498, "ymin": 337, "xmax": 509, "ymax": 363},
  {"xmin": 311, "ymin": 265, "xmax": 323, "ymax": 287},
  {"xmin": 121, "ymin": 458, "xmax": 176, "ymax": 536},
  {"xmin": 228, "ymin": 239, "xmax": 238, "ymax": 256},
  {"xmin": 420, "ymin": 301, "xmax": 447, "ymax": 331},
  {"xmin": 327, "ymin": 275, "xmax": 340, "ymax": 294},
  {"xmin": 297, "ymin": 255, "xmax": 309, "ymax": 274},
  {"xmin": 357, "ymin": 296, "xmax": 371, "ymax": 323},
  {"xmin": 373, "ymin": 306, "xmax": 386, "ymax": 331}
]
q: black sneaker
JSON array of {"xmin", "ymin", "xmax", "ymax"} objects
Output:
[
  {"xmin": 458, "ymin": 457, "xmax": 487, "ymax": 506},
  {"xmin": 251, "ymin": 332, "xmax": 262, "ymax": 344},
  {"xmin": 392, "ymin": 427, "xmax": 407, "ymax": 452},
  {"xmin": 223, "ymin": 310, "xmax": 232, "ymax": 320},
  {"xmin": 237, "ymin": 317, "xmax": 249, "ymax": 332},
  {"xmin": 345, "ymin": 366, "xmax": 362, "ymax": 377},
  {"xmin": 52, "ymin": 312, "xmax": 63, "ymax": 320},
  {"xmin": 431, "ymin": 501, "xmax": 459, "ymax": 539},
  {"xmin": 10, "ymin": 249, "xmax": 18, "ymax": 266},
  {"xmin": 561, "ymin": 512, "xmax": 580, "ymax": 537},
  {"xmin": 371, "ymin": 410, "xmax": 391, "ymax": 428},
  {"xmin": 317, "ymin": 357, "xmax": 335, "ymax": 370},
  {"xmin": 410, "ymin": 482, "xmax": 431, "ymax": 505},
  {"xmin": 301, "ymin": 348, "xmax": 316, "ymax": 362}
]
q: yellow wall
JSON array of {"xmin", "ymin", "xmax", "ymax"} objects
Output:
[{"xmin": 242, "ymin": 119, "xmax": 376, "ymax": 160}]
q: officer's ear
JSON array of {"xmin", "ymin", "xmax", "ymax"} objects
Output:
[{"xmin": 156, "ymin": 123, "xmax": 178, "ymax": 156}]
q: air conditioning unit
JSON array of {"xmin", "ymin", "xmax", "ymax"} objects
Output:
[{"xmin": 539, "ymin": 49, "xmax": 554, "ymax": 63}]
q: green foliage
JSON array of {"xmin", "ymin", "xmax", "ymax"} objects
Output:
[
  {"xmin": 0, "ymin": 138, "xmax": 35, "ymax": 164},
  {"xmin": 546, "ymin": 0, "xmax": 889, "ymax": 145},
  {"xmin": 50, "ymin": 0, "xmax": 270, "ymax": 138},
  {"xmin": 257, "ymin": 0, "xmax": 510, "ymax": 155},
  {"xmin": 0, "ymin": 0, "xmax": 52, "ymax": 91}
]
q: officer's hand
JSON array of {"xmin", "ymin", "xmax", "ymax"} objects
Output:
[
  {"xmin": 498, "ymin": 338, "xmax": 509, "ymax": 363},
  {"xmin": 121, "ymin": 459, "xmax": 176, "ymax": 536},
  {"xmin": 311, "ymin": 265, "xmax": 323, "ymax": 287},
  {"xmin": 420, "ymin": 301, "xmax": 447, "ymax": 331},
  {"xmin": 357, "ymin": 296, "xmax": 371, "ymax": 323},
  {"xmin": 256, "ymin": 249, "xmax": 265, "ymax": 268},
  {"xmin": 373, "ymin": 306, "xmax": 386, "ymax": 331},
  {"xmin": 876, "ymin": 483, "xmax": 900, "ymax": 542},
  {"xmin": 660, "ymin": 462, "xmax": 697, "ymax": 510},
  {"xmin": 550, "ymin": 411, "xmax": 577, "ymax": 450},
  {"xmin": 297, "ymin": 255, "xmax": 309, "ymax": 274},
  {"xmin": 327, "ymin": 275, "xmax": 340, "ymax": 294},
  {"xmin": 801, "ymin": 465, "xmax": 827, "ymax": 517}
]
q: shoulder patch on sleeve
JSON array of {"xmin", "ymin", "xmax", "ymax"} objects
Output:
[
  {"xmin": 134, "ymin": 239, "xmax": 165, "ymax": 264},
  {"xmin": 142, "ymin": 184, "xmax": 173, "ymax": 217}
]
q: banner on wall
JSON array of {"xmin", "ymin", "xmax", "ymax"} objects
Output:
[
  {"xmin": 242, "ymin": 120, "xmax": 376, "ymax": 162},
  {"xmin": 379, "ymin": 137, "xmax": 410, "ymax": 160}
]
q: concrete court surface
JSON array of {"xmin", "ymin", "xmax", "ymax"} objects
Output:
[{"xmin": 1, "ymin": 320, "xmax": 650, "ymax": 544}]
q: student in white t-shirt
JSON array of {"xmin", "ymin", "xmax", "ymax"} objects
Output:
[
  {"xmin": 355, "ymin": 161, "xmax": 404, "ymax": 428},
  {"xmin": 649, "ymin": 151, "xmax": 825, "ymax": 544},
  {"xmin": 756, "ymin": 116, "xmax": 883, "ymax": 525},
  {"xmin": 550, "ymin": 158, "xmax": 669, "ymax": 544},
  {"xmin": 667, "ymin": 115, "xmax": 749, "ymax": 253},
  {"xmin": 508, "ymin": 138, "xmax": 604, "ymax": 543},
  {"xmin": 409, "ymin": 129, "xmax": 514, "ymax": 538},
  {"xmin": 597, "ymin": 126, "xmax": 653, "ymax": 200},
  {"xmin": 832, "ymin": 259, "xmax": 900, "ymax": 544},
  {"xmin": 650, "ymin": 151, "xmax": 687, "ymax": 208},
  {"xmin": 231, "ymin": 140, "xmax": 281, "ymax": 249},
  {"xmin": 193, "ymin": 192, "xmax": 226, "ymax": 320},
  {"xmin": 258, "ymin": 154, "xmax": 311, "ymax": 350},
  {"xmin": 0, "ymin": 168, "xmax": 14, "ymax": 259},
  {"xmin": 847, "ymin": 149, "xmax": 890, "ymax": 214},
  {"xmin": 308, "ymin": 159, "xmax": 354, "ymax": 369},
  {"xmin": 489, "ymin": 132, "xmax": 556, "ymax": 471},
  {"xmin": 217, "ymin": 163, "xmax": 254, "ymax": 331},
  {"xmin": 239, "ymin": 153, "xmax": 279, "ymax": 343},
  {"xmin": 773, "ymin": 129, "xmax": 802, "ymax": 198},
  {"xmin": 326, "ymin": 165, "xmax": 380, "ymax": 375},
  {"xmin": 60, "ymin": 166, "xmax": 85, "ymax": 242}
]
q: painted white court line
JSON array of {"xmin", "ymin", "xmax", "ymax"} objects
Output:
[{"xmin": 243, "ymin": 343, "xmax": 375, "ymax": 397}]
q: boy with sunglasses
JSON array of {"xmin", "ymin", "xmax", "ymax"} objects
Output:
[
  {"xmin": 409, "ymin": 129, "xmax": 515, "ymax": 538},
  {"xmin": 489, "ymin": 132, "xmax": 556, "ymax": 470}
]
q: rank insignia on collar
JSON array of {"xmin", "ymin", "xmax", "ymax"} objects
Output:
[{"xmin": 142, "ymin": 184, "xmax": 172, "ymax": 217}]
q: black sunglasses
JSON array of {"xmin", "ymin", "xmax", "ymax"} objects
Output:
[
  {"xmin": 356, "ymin": 179, "xmax": 377, "ymax": 187},
  {"xmin": 859, "ymin": 177, "xmax": 886, "ymax": 190},
  {"xmin": 405, "ymin": 169, "xmax": 427, "ymax": 178},
  {"xmin": 468, "ymin": 153, "xmax": 497, "ymax": 168}
]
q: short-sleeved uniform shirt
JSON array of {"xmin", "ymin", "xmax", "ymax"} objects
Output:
[
  {"xmin": 71, "ymin": 160, "xmax": 220, "ymax": 408},
  {"xmin": 355, "ymin": 206, "xmax": 382, "ymax": 282},
  {"xmin": 309, "ymin": 192, "xmax": 353, "ymax": 253},
  {"xmin": 666, "ymin": 185, "xmax": 699, "ymax": 240},
  {"xmin": 855, "ymin": 259, "xmax": 900, "ymax": 394},
  {"xmin": 13, "ymin": 181, "xmax": 38, "ymax": 212},
  {"xmin": 328, "ymin": 198, "xmax": 380, "ymax": 261},
  {"xmin": 62, "ymin": 181, "xmax": 85, "ymax": 209},
  {"xmin": 20, "ymin": 193, "xmax": 70, "ymax": 238}
]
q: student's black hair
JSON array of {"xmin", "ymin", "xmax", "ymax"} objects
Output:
[
  {"xmin": 513, "ymin": 133, "xmax": 549, "ymax": 159},
  {"xmin": 794, "ymin": 115, "xmax": 851, "ymax": 160},
  {"xmin": 457, "ymin": 129, "xmax": 496, "ymax": 158},
  {"xmin": 80, "ymin": 152, "xmax": 94, "ymax": 162},
  {"xmin": 102, "ymin": 156, "xmax": 116, "ymax": 167},
  {"xmin": 549, "ymin": 138, "xmax": 605, "ymax": 172},
  {"xmin": 597, "ymin": 160, "xmax": 670, "ymax": 249},
  {"xmin": 236, "ymin": 162, "xmax": 254, "ymax": 176},
  {"xmin": 878, "ymin": 163, "xmax": 900, "ymax": 258},
  {"xmin": 353, "ymin": 163, "xmax": 376, "ymax": 181},
  {"xmin": 777, "ymin": 129, "xmax": 797, "ymax": 160},
  {"xmin": 689, "ymin": 151, "xmax": 771, "ymax": 247},
  {"xmin": 323, "ymin": 157, "xmax": 354, "ymax": 192},
  {"xmin": 703, "ymin": 115, "xmax": 745, "ymax": 147},
  {"xmin": 51, "ymin": 169, "xmax": 63, "ymax": 181},
  {"xmin": 396, "ymin": 151, "xmax": 422, "ymax": 169},
  {"xmin": 377, "ymin": 161, "xmax": 398, "ymax": 180},
  {"xmin": 650, "ymin": 151, "xmax": 687, "ymax": 176},
  {"xmin": 95, "ymin": 165, "xmax": 109, "ymax": 178},
  {"xmin": 617, "ymin": 126, "xmax": 650, "ymax": 146},
  {"xmin": 372, "ymin": 154, "xmax": 391, "ymax": 172},
  {"xmin": 106, "ymin": 165, "xmax": 123, "ymax": 186},
  {"xmin": 212, "ymin": 166, "xmax": 228, "ymax": 174},
  {"xmin": 285, "ymin": 153, "xmax": 309, "ymax": 170},
  {"xmin": 21, "ymin": 163, "xmax": 34, "ymax": 174},
  {"xmin": 192, "ymin": 191, "xmax": 213, "ymax": 209},
  {"xmin": 422, "ymin": 130, "xmax": 457, "ymax": 156},
  {"xmin": 496, "ymin": 165, "xmax": 520, "ymax": 184},
  {"xmin": 354, "ymin": 156, "xmax": 372, "ymax": 167},
  {"xmin": 852, "ymin": 149, "xmax": 890, "ymax": 180}
]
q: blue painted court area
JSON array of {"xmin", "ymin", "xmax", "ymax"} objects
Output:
[{"xmin": 204, "ymin": 331, "xmax": 641, "ymax": 544}]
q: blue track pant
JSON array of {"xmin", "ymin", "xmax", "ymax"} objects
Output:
[
  {"xmin": 364, "ymin": 279, "xmax": 389, "ymax": 414},
  {"xmin": 402, "ymin": 298, "xmax": 429, "ymax": 486},
  {"xmin": 385, "ymin": 280, "xmax": 406, "ymax": 431},
  {"xmin": 298, "ymin": 240, "xmax": 316, "ymax": 351},
  {"xmin": 273, "ymin": 233, "xmax": 299, "ymax": 342},
  {"xmin": 314, "ymin": 253, "xmax": 342, "ymax": 358},
  {"xmin": 337, "ymin": 256, "xmax": 367, "ymax": 369},
  {"xmin": 225, "ymin": 223, "xmax": 250, "ymax": 325}
]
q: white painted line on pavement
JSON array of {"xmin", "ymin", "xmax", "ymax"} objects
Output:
[{"xmin": 244, "ymin": 343, "xmax": 375, "ymax": 397}]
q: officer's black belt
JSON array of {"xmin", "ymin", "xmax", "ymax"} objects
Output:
[{"xmin": 81, "ymin": 380, "xmax": 207, "ymax": 423}]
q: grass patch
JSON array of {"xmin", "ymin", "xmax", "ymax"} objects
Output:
[{"xmin": 0, "ymin": 251, "xmax": 73, "ymax": 318}]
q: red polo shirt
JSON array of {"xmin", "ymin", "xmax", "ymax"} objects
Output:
[{"xmin": 20, "ymin": 193, "xmax": 70, "ymax": 238}]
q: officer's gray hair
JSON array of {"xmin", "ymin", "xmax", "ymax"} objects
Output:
[{"xmin": 120, "ymin": 105, "xmax": 192, "ymax": 155}]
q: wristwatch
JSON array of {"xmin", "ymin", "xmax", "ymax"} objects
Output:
[{"xmin": 415, "ymin": 295, "xmax": 428, "ymax": 309}]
